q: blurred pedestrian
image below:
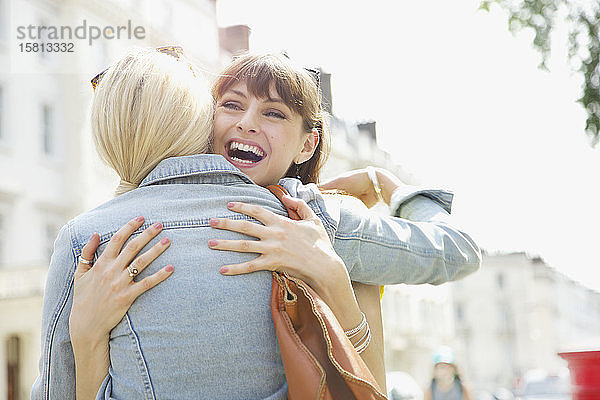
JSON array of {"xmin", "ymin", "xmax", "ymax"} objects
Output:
[{"xmin": 424, "ymin": 346, "xmax": 473, "ymax": 400}]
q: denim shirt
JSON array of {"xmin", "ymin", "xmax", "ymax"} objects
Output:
[{"xmin": 31, "ymin": 154, "xmax": 480, "ymax": 400}]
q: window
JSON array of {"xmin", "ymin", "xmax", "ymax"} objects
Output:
[
  {"xmin": 6, "ymin": 335, "xmax": 20, "ymax": 400},
  {"xmin": 41, "ymin": 104, "xmax": 54, "ymax": 155},
  {"xmin": 455, "ymin": 303, "xmax": 464, "ymax": 322},
  {"xmin": 0, "ymin": 205, "xmax": 11, "ymax": 267},
  {"xmin": 0, "ymin": 214, "xmax": 3, "ymax": 265},
  {"xmin": 0, "ymin": 85, "xmax": 4, "ymax": 141},
  {"xmin": 0, "ymin": 0, "xmax": 5, "ymax": 43}
]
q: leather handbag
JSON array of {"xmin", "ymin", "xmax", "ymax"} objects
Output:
[{"xmin": 266, "ymin": 184, "xmax": 387, "ymax": 400}]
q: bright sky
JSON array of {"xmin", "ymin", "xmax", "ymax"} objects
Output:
[{"xmin": 216, "ymin": 0, "xmax": 600, "ymax": 292}]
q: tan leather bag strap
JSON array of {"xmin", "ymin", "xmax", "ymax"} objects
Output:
[
  {"xmin": 266, "ymin": 184, "xmax": 301, "ymax": 220},
  {"xmin": 266, "ymin": 184, "xmax": 387, "ymax": 399}
]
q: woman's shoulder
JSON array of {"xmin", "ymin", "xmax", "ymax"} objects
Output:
[
  {"xmin": 278, "ymin": 178, "xmax": 366, "ymax": 212},
  {"xmin": 277, "ymin": 178, "xmax": 343, "ymax": 238},
  {"xmin": 278, "ymin": 178, "xmax": 321, "ymax": 201},
  {"xmin": 63, "ymin": 191, "xmax": 151, "ymax": 254}
]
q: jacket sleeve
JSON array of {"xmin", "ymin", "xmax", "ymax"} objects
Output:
[
  {"xmin": 31, "ymin": 223, "xmax": 77, "ymax": 400},
  {"xmin": 330, "ymin": 193, "xmax": 481, "ymax": 285},
  {"xmin": 278, "ymin": 178, "xmax": 481, "ymax": 286}
]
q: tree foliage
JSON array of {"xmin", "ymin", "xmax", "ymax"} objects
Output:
[{"xmin": 480, "ymin": 0, "xmax": 600, "ymax": 146}]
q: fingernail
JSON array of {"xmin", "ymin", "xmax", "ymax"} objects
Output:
[
  {"xmin": 89, "ymin": 232, "xmax": 98, "ymax": 240},
  {"xmin": 227, "ymin": 202, "xmax": 235, "ymax": 208},
  {"xmin": 208, "ymin": 239, "xmax": 218, "ymax": 247},
  {"xmin": 153, "ymin": 222, "xmax": 163, "ymax": 229},
  {"xmin": 161, "ymin": 237, "xmax": 170, "ymax": 245},
  {"xmin": 136, "ymin": 216, "xmax": 145, "ymax": 222},
  {"xmin": 209, "ymin": 218, "xmax": 219, "ymax": 227},
  {"xmin": 165, "ymin": 265, "xmax": 174, "ymax": 273},
  {"xmin": 220, "ymin": 266, "xmax": 229, "ymax": 273}
]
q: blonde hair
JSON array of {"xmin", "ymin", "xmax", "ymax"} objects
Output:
[
  {"xmin": 91, "ymin": 47, "xmax": 214, "ymax": 196},
  {"xmin": 212, "ymin": 53, "xmax": 330, "ymax": 184}
]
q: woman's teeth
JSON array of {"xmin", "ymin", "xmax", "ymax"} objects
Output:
[
  {"xmin": 230, "ymin": 157, "xmax": 254, "ymax": 164},
  {"xmin": 228, "ymin": 140, "xmax": 265, "ymax": 164},
  {"xmin": 229, "ymin": 141, "xmax": 264, "ymax": 157}
]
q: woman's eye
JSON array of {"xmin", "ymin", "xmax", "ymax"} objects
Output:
[
  {"xmin": 265, "ymin": 110, "xmax": 285, "ymax": 119},
  {"xmin": 222, "ymin": 101, "xmax": 241, "ymax": 110}
]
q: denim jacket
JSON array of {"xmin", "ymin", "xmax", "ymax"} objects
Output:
[{"xmin": 31, "ymin": 154, "xmax": 480, "ymax": 400}]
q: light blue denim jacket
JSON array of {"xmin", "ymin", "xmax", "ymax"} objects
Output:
[{"xmin": 31, "ymin": 154, "xmax": 480, "ymax": 400}]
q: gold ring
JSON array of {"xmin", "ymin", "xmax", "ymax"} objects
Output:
[{"xmin": 127, "ymin": 265, "xmax": 139, "ymax": 277}]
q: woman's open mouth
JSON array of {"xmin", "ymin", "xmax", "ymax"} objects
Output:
[{"xmin": 225, "ymin": 140, "xmax": 266, "ymax": 167}]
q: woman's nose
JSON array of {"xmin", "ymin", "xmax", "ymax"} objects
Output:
[{"xmin": 236, "ymin": 109, "xmax": 259, "ymax": 134}]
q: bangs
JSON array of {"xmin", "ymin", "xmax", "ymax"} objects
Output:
[{"xmin": 215, "ymin": 55, "xmax": 315, "ymax": 115}]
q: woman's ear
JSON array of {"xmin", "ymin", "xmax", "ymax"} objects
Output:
[{"xmin": 294, "ymin": 129, "xmax": 320, "ymax": 164}]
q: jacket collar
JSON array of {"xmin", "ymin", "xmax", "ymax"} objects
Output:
[{"xmin": 139, "ymin": 154, "xmax": 254, "ymax": 187}]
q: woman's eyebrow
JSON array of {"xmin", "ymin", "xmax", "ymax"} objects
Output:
[
  {"xmin": 226, "ymin": 89, "xmax": 288, "ymax": 108},
  {"xmin": 265, "ymin": 96, "xmax": 285, "ymax": 104},
  {"xmin": 266, "ymin": 97, "xmax": 292, "ymax": 113},
  {"xmin": 226, "ymin": 89, "xmax": 247, "ymax": 98}
]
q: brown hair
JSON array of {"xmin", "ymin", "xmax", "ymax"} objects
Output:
[{"xmin": 212, "ymin": 53, "xmax": 330, "ymax": 184}]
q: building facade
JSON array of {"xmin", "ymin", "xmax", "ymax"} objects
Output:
[
  {"xmin": 0, "ymin": 0, "xmax": 221, "ymax": 398},
  {"xmin": 382, "ymin": 283, "xmax": 457, "ymax": 389},
  {"xmin": 451, "ymin": 252, "xmax": 600, "ymax": 393}
]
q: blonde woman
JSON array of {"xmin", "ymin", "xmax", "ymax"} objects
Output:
[{"xmin": 33, "ymin": 48, "xmax": 480, "ymax": 399}]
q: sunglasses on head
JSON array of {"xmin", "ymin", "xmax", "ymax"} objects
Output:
[
  {"xmin": 279, "ymin": 51, "xmax": 320, "ymax": 89},
  {"xmin": 90, "ymin": 45, "xmax": 185, "ymax": 91},
  {"xmin": 304, "ymin": 67, "xmax": 321, "ymax": 89}
]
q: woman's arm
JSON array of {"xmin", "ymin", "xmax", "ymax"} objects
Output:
[
  {"xmin": 319, "ymin": 167, "xmax": 405, "ymax": 208},
  {"xmin": 333, "ymin": 192, "xmax": 480, "ymax": 285},
  {"xmin": 279, "ymin": 169, "xmax": 480, "ymax": 286},
  {"xmin": 320, "ymin": 168, "xmax": 479, "ymax": 285},
  {"xmin": 208, "ymin": 196, "xmax": 390, "ymax": 388},
  {"xmin": 69, "ymin": 217, "xmax": 173, "ymax": 400},
  {"xmin": 208, "ymin": 198, "xmax": 371, "ymax": 354},
  {"xmin": 352, "ymin": 282, "xmax": 386, "ymax": 391},
  {"xmin": 321, "ymin": 168, "xmax": 460, "ymax": 391},
  {"xmin": 209, "ymin": 196, "xmax": 363, "ymax": 325}
]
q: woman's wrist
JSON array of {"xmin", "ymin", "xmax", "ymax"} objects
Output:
[
  {"xmin": 70, "ymin": 320, "xmax": 110, "ymax": 351},
  {"xmin": 375, "ymin": 168, "xmax": 402, "ymax": 205},
  {"xmin": 73, "ymin": 337, "xmax": 110, "ymax": 400},
  {"xmin": 311, "ymin": 261, "xmax": 363, "ymax": 330},
  {"xmin": 367, "ymin": 167, "xmax": 385, "ymax": 204},
  {"xmin": 325, "ymin": 285, "xmax": 372, "ymax": 353},
  {"xmin": 71, "ymin": 331, "xmax": 109, "ymax": 357},
  {"xmin": 344, "ymin": 312, "xmax": 372, "ymax": 353},
  {"xmin": 332, "ymin": 299, "xmax": 363, "ymax": 331}
]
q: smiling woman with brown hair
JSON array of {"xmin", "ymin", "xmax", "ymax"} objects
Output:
[{"xmin": 33, "ymin": 49, "xmax": 480, "ymax": 400}]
